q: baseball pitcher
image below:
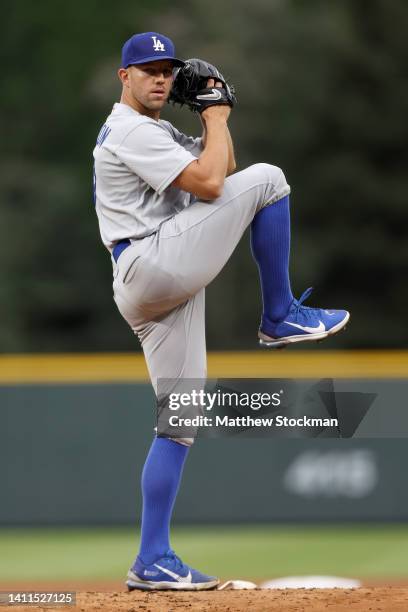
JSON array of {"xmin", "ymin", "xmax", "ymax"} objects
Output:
[{"xmin": 92, "ymin": 31, "xmax": 350, "ymax": 591}]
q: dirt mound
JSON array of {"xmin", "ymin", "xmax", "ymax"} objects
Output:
[{"xmin": 4, "ymin": 587, "xmax": 408, "ymax": 612}]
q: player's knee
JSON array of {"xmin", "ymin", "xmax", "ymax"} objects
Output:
[
  {"xmin": 251, "ymin": 162, "xmax": 288, "ymax": 188},
  {"xmin": 249, "ymin": 163, "xmax": 290, "ymax": 210}
]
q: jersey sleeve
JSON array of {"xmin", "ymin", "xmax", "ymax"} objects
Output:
[
  {"xmin": 160, "ymin": 121, "xmax": 204, "ymax": 157},
  {"xmin": 115, "ymin": 120, "xmax": 197, "ymax": 195}
]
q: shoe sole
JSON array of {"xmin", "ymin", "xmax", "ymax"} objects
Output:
[
  {"xmin": 126, "ymin": 571, "xmax": 219, "ymax": 591},
  {"xmin": 258, "ymin": 312, "xmax": 350, "ymax": 349}
]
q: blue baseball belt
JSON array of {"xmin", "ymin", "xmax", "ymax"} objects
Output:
[{"xmin": 112, "ymin": 238, "xmax": 131, "ymax": 263}]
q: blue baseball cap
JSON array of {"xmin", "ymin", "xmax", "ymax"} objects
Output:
[{"xmin": 121, "ymin": 32, "xmax": 185, "ymax": 68}]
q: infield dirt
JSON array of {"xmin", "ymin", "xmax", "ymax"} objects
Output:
[{"xmin": 3, "ymin": 587, "xmax": 408, "ymax": 612}]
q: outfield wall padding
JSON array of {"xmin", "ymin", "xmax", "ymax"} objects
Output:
[{"xmin": 1, "ymin": 383, "xmax": 407, "ymax": 524}]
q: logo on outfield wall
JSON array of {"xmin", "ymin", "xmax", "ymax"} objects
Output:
[{"xmin": 283, "ymin": 449, "xmax": 378, "ymax": 498}]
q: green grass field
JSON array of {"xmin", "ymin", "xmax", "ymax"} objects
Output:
[{"xmin": 1, "ymin": 525, "xmax": 408, "ymax": 582}]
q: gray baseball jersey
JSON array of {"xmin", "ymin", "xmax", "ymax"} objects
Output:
[{"xmin": 93, "ymin": 103, "xmax": 203, "ymax": 250}]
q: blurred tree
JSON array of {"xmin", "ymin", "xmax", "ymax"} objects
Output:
[{"xmin": 1, "ymin": 0, "xmax": 407, "ymax": 351}]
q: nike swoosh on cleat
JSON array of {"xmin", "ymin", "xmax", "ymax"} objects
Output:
[
  {"xmin": 283, "ymin": 320, "xmax": 326, "ymax": 333},
  {"xmin": 153, "ymin": 564, "xmax": 192, "ymax": 583},
  {"xmin": 196, "ymin": 89, "xmax": 222, "ymax": 100}
]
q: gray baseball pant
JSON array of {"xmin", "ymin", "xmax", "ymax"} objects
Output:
[{"xmin": 113, "ymin": 163, "xmax": 290, "ymax": 414}]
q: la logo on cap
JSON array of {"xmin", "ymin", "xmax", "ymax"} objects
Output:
[{"xmin": 152, "ymin": 36, "xmax": 165, "ymax": 52}]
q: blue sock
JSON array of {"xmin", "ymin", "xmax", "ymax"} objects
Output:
[
  {"xmin": 138, "ymin": 437, "xmax": 189, "ymax": 565},
  {"xmin": 250, "ymin": 195, "xmax": 293, "ymax": 328}
]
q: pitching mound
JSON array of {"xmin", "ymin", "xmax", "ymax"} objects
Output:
[{"xmin": 5, "ymin": 587, "xmax": 408, "ymax": 611}]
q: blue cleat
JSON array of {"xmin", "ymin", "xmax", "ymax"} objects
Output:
[
  {"xmin": 258, "ymin": 287, "xmax": 350, "ymax": 348},
  {"xmin": 126, "ymin": 549, "xmax": 219, "ymax": 591}
]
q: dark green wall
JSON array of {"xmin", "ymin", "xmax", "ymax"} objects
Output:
[{"xmin": 2, "ymin": 383, "xmax": 407, "ymax": 525}]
